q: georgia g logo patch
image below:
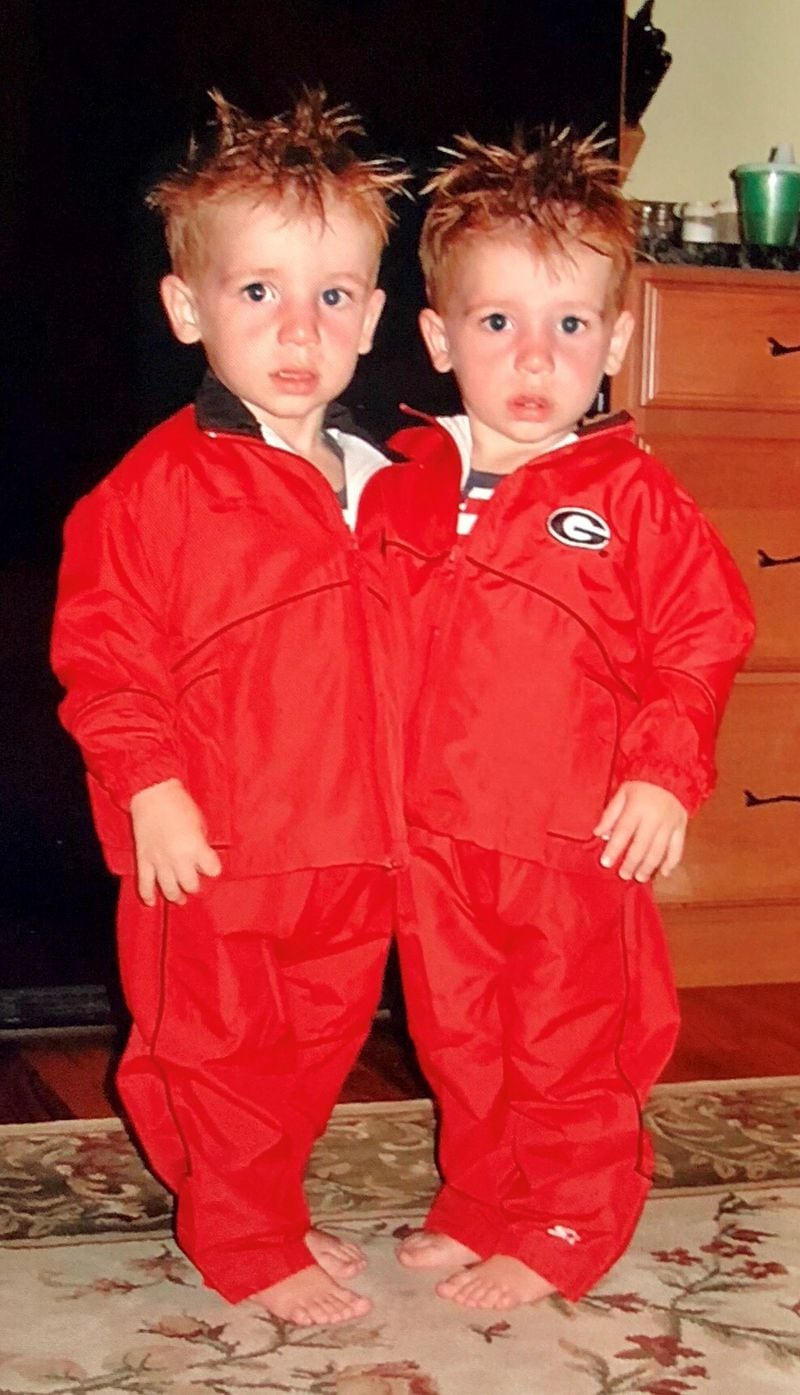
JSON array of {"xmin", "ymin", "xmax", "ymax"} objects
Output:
[{"xmin": 547, "ymin": 506, "xmax": 611, "ymax": 550}]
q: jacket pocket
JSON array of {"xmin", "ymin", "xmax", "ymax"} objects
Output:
[
  {"xmin": 175, "ymin": 668, "xmax": 232, "ymax": 847},
  {"xmin": 546, "ymin": 674, "xmax": 620, "ymax": 842}
]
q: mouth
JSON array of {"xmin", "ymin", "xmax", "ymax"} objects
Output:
[
  {"xmin": 271, "ymin": 369, "xmax": 320, "ymax": 395},
  {"xmin": 507, "ymin": 393, "xmax": 551, "ymax": 419}
]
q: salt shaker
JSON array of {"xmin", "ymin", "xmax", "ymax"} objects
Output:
[
  {"xmin": 714, "ymin": 198, "xmax": 740, "ymax": 244},
  {"xmin": 681, "ymin": 201, "xmax": 716, "ymax": 243}
]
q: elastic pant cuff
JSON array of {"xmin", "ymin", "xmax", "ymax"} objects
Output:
[
  {"xmin": 425, "ymin": 1187, "xmax": 504, "ymax": 1260},
  {"xmin": 196, "ymin": 1237, "xmax": 317, "ymax": 1304}
]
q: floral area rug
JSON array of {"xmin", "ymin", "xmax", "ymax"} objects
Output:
[{"xmin": 1, "ymin": 1077, "xmax": 799, "ymax": 1394}]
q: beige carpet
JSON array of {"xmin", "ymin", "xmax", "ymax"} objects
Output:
[{"xmin": 1, "ymin": 1078, "xmax": 799, "ymax": 1394}]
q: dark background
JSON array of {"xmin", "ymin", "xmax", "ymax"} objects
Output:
[{"xmin": 1, "ymin": 0, "xmax": 625, "ymax": 1024}]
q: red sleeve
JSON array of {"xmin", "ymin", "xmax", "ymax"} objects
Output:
[
  {"xmin": 51, "ymin": 481, "xmax": 185, "ymax": 810},
  {"xmin": 616, "ymin": 470, "xmax": 755, "ymax": 814}
]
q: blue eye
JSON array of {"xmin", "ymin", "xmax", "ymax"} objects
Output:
[
  {"xmin": 321, "ymin": 287, "xmax": 346, "ymax": 307},
  {"xmin": 483, "ymin": 312, "xmax": 508, "ymax": 332},
  {"xmin": 561, "ymin": 315, "xmax": 584, "ymax": 334},
  {"xmin": 243, "ymin": 282, "xmax": 269, "ymax": 303}
]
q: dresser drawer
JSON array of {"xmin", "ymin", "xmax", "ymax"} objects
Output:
[
  {"xmin": 636, "ymin": 273, "xmax": 800, "ymax": 414},
  {"xmin": 614, "ymin": 265, "xmax": 800, "ymax": 986},
  {"xmin": 647, "ymin": 436, "xmax": 800, "ymax": 671},
  {"xmin": 656, "ymin": 677, "xmax": 800, "ymax": 907}
]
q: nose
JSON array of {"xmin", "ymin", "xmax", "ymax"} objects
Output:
[
  {"xmin": 278, "ymin": 299, "xmax": 320, "ymax": 347},
  {"xmin": 515, "ymin": 327, "xmax": 554, "ymax": 374}
]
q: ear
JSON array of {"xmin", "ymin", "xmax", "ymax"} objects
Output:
[
  {"xmin": 418, "ymin": 307, "xmax": 453, "ymax": 374},
  {"xmin": 604, "ymin": 309, "xmax": 634, "ymax": 377},
  {"xmin": 358, "ymin": 287, "xmax": 386, "ymax": 356},
  {"xmin": 159, "ymin": 274, "xmax": 203, "ymax": 345}
]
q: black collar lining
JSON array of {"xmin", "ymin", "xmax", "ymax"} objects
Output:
[{"xmin": 193, "ymin": 369, "xmax": 389, "ymax": 456}]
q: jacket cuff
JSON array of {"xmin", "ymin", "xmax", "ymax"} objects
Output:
[
  {"xmin": 93, "ymin": 753, "xmax": 186, "ymax": 812},
  {"xmin": 617, "ymin": 764, "xmax": 712, "ymax": 814},
  {"xmin": 616, "ymin": 692, "xmax": 719, "ymax": 816},
  {"xmin": 617, "ymin": 755, "xmax": 714, "ymax": 816}
]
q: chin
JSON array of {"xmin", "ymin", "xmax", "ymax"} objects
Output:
[{"xmin": 505, "ymin": 422, "xmax": 554, "ymax": 442}]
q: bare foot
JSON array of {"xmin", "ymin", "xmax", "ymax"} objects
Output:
[
  {"xmin": 436, "ymin": 1254, "xmax": 555, "ymax": 1310},
  {"xmin": 249, "ymin": 1263, "xmax": 372, "ymax": 1326},
  {"xmin": 395, "ymin": 1229, "xmax": 480, "ymax": 1270},
  {"xmin": 307, "ymin": 1226, "xmax": 366, "ymax": 1280}
]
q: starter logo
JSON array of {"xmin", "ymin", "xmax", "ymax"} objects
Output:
[
  {"xmin": 547, "ymin": 506, "xmax": 611, "ymax": 550},
  {"xmin": 547, "ymin": 1224, "xmax": 581, "ymax": 1246}
]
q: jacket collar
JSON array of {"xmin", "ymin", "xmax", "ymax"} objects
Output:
[
  {"xmin": 391, "ymin": 406, "xmax": 636, "ymax": 474},
  {"xmin": 194, "ymin": 370, "xmax": 264, "ymax": 439},
  {"xmin": 193, "ymin": 369, "xmax": 386, "ymax": 453},
  {"xmin": 397, "ymin": 403, "xmax": 634, "ymax": 444}
]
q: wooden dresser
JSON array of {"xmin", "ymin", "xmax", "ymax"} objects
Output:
[{"xmin": 612, "ymin": 263, "xmax": 800, "ymax": 987}]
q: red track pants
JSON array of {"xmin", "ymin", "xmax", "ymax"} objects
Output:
[
  {"xmin": 116, "ymin": 866, "xmax": 392, "ymax": 1302},
  {"xmin": 396, "ymin": 830, "xmax": 679, "ymax": 1300}
]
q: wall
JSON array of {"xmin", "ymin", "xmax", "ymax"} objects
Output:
[
  {"xmin": 2, "ymin": 0, "xmax": 625, "ymax": 1024},
  {"xmin": 625, "ymin": 0, "xmax": 800, "ymax": 204}
]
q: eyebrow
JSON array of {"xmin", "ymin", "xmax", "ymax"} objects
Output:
[
  {"xmin": 218, "ymin": 267, "xmax": 279, "ymax": 289},
  {"xmin": 464, "ymin": 295, "xmax": 605, "ymax": 314},
  {"xmin": 462, "ymin": 298, "xmax": 517, "ymax": 314},
  {"xmin": 221, "ymin": 268, "xmax": 372, "ymax": 290}
]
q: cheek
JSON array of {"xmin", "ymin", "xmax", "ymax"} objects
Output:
[
  {"xmin": 327, "ymin": 315, "xmax": 367, "ymax": 358},
  {"xmin": 216, "ymin": 309, "xmax": 266, "ymax": 350},
  {"xmin": 452, "ymin": 334, "xmax": 505, "ymax": 380},
  {"xmin": 561, "ymin": 337, "xmax": 607, "ymax": 378}
]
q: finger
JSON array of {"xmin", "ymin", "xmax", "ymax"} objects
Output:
[
  {"xmin": 617, "ymin": 822, "xmax": 658, "ymax": 880},
  {"xmin": 137, "ymin": 859, "xmax": 157, "ymax": 908},
  {"xmin": 631, "ymin": 828, "xmax": 671, "ymax": 883},
  {"xmin": 175, "ymin": 860, "xmax": 201, "ymax": 896},
  {"xmin": 660, "ymin": 824, "xmax": 686, "ymax": 878},
  {"xmin": 599, "ymin": 814, "xmax": 638, "ymax": 869},
  {"xmin": 197, "ymin": 845, "xmax": 222, "ymax": 878},
  {"xmin": 594, "ymin": 787, "xmax": 627, "ymax": 840},
  {"xmin": 155, "ymin": 864, "xmax": 186, "ymax": 905}
]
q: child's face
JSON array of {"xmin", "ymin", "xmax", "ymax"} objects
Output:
[
  {"xmin": 420, "ymin": 233, "xmax": 633, "ymax": 467},
  {"xmin": 160, "ymin": 194, "xmax": 385, "ymax": 437}
]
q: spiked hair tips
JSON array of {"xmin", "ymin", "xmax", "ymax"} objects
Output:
[
  {"xmin": 147, "ymin": 89, "xmax": 410, "ymax": 279},
  {"xmin": 419, "ymin": 127, "xmax": 636, "ymax": 310}
]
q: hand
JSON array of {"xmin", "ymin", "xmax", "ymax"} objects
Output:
[
  {"xmin": 593, "ymin": 781, "xmax": 688, "ymax": 883},
  {"xmin": 129, "ymin": 778, "xmax": 222, "ymax": 906}
]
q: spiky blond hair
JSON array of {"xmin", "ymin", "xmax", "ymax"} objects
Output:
[
  {"xmin": 147, "ymin": 88, "xmax": 410, "ymax": 280},
  {"xmin": 420, "ymin": 127, "xmax": 636, "ymax": 311}
]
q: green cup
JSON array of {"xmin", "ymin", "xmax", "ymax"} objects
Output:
[{"xmin": 733, "ymin": 164, "xmax": 800, "ymax": 246}]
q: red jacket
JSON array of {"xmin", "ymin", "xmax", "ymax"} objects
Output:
[
  {"xmin": 364, "ymin": 413, "xmax": 755, "ymax": 872},
  {"xmin": 52, "ymin": 374, "xmax": 406, "ymax": 877}
]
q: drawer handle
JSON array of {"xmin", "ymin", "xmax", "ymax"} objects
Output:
[
  {"xmin": 767, "ymin": 336, "xmax": 800, "ymax": 357},
  {"xmin": 744, "ymin": 788, "xmax": 800, "ymax": 807},
  {"xmin": 758, "ymin": 548, "xmax": 800, "ymax": 569}
]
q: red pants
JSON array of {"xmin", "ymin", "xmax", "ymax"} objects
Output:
[
  {"xmin": 116, "ymin": 866, "xmax": 392, "ymax": 1302},
  {"xmin": 396, "ymin": 830, "xmax": 679, "ymax": 1300}
]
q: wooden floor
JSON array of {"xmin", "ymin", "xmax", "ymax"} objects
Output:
[{"xmin": 1, "ymin": 983, "xmax": 799, "ymax": 1125}]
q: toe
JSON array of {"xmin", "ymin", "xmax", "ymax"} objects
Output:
[
  {"xmin": 396, "ymin": 1248, "xmax": 419, "ymax": 1268},
  {"xmin": 476, "ymin": 1284, "xmax": 503, "ymax": 1308},
  {"xmin": 462, "ymin": 1283, "xmax": 487, "ymax": 1307},
  {"xmin": 342, "ymin": 1241, "xmax": 365, "ymax": 1259},
  {"xmin": 320, "ymin": 1292, "xmax": 348, "ymax": 1323},
  {"xmin": 395, "ymin": 1237, "xmax": 427, "ymax": 1267},
  {"xmin": 397, "ymin": 1232, "xmax": 422, "ymax": 1251},
  {"xmin": 305, "ymin": 1302, "xmax": 331, "ymax": 1324},
  {"xmin": 438, "ymin": 1272, "xmax": 473, "ymax": 1303}
]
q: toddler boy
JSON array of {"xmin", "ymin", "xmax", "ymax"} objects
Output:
[
  {"xmin": 52, "ymin": 90, "xmax": 407, "ymax": 1326},
  {"xmin": 364, "ymin": 130, "xmax": 755, "ymax": 1309}
]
